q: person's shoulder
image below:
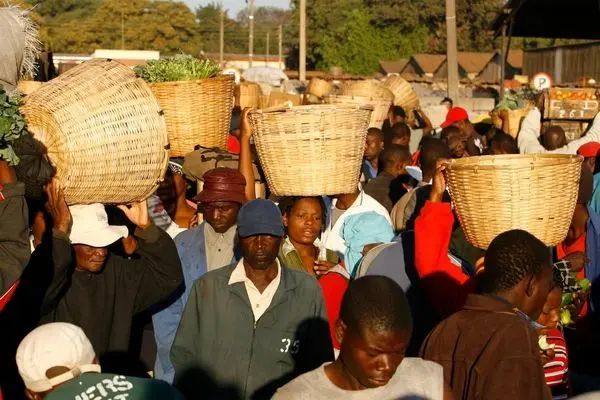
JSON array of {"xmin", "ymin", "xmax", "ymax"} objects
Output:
[
  {"xmin": 273, "ymin": 367, "xmax": 324, "ymax": 399},
  {"xmin": 399, "ymin": 357, "xmax": 443, "ymax": 376},
  {"xmin": 174, "ymin": 223, "xmax": 205, "ymax": 246},
  {"xmin": 193, "ymin": 263, "xmax": 236, "ymax": 287},
  {"xmin": 282, "ymin": 266, "xmax": 319, "ymax": 289}
]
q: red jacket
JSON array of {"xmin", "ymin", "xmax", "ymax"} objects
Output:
[{"xmin": 414, "ymin": 201, "xmax": 477, "ymax": 317}]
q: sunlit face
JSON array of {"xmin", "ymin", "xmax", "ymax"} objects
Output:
[
  {"xmin": 364, "ymin": 135, "xmax": 383, "ymax": 161},
  {"xmin": 283, "ymin": 198, "xmax": 323, "ymax": 246},
  {"xmin": 239, "ymin": 234, "xmax": 282, "ymax": 270},
  {"xmin": 73, "ymin": 244, "xmax": 109, "ymax": 273},
  {"xmin": 204, "ymin": 201, "xmax": 240, "ymax": 234}
]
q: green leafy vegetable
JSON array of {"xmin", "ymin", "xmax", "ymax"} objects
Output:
[
  {"xmin": 0, "ymin": 88, "xmax": 28, "ymax": 166},
  {"xmin": 134, "ymin": 55, "xmax": 221, "ymax": 83},
  {"xmin": 495, "ymin": 88, "xmax": 541, "ymax": 112}
]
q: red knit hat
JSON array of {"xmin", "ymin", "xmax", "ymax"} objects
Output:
[
  {"xmin": 192, "ymin": 168, "xmax": 247, "ymax": 204},
  {"xmin": 441, "ymin": 107, "xmax": 469, "ymax": 128},
  {"xmin": 577, "ymin": 142, "xmax": 600, "ymax": 158}
]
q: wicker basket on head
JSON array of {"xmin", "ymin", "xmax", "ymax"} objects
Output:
[
  {"xmin": 17, "ymin": 80, "xmax": 44, "ymax": 96},
  {"xmin": 446, "ymin": 154, "xmax": 582, "ymax": 250},
  {"xmin": 236, "ymin": 81, "xmax": 263, "ymax": 109},
  {"xmin": 343, "ymin": 80, "xmax": 394, "ymax": 101},
  {"xmin": 20, "ymin": 60, "xmax": 169, "ymax": 205},
  {"xmin": 149, "ymin": 74, "xmax": 235, "ymax": 157},
  {"xmin": 307, "ymin": 78, "xmax": 332, "ymax": 98},
  {"xmin": 382, "ymin": 75, "xmax": 420, "ymax": 110},
  {"xmin": 248, "ymin": 104, "xmax": 373, "ymax": 196},
  {"xmin": 327, "ymin": 95, "xmax": 391, "ymax": 129}
]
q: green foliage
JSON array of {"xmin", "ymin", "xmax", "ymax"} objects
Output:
[
  {"xmin": 0, "ymin": 89, "xmax": 28, "ymax": 166},
  {"xmin": 134, "ymin": 55, "xmax": 221, "ymax": 83}
]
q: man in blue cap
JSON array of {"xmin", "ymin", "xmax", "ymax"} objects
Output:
[{"xmin": 171, "ymin": 199, "xmax": 333, "ymax": 400}]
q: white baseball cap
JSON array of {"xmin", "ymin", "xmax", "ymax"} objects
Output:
[
  {"xmin": 69, "ymin": 204, "xmax": 128, "ymax": 247},
  {"xmin": 16, "ymin": 323, "xmax": 101, "ymax": 392}
]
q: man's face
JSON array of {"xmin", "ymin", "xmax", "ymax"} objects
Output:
[
  {"xmin": 338, "ymin": 323, "xmax": 409, "ymax": 389},
  {"xmin": 73, "ymin": 244, "xmax": 109, "ymax": 273},
  {"xmin": 240, "ymin": 234, "xmax": 282, "ymax": 270},
  {"xmin": 445, "ymin": 134, "xmax": 467, "ymax": 159},
  {"xmin": 204, "ymin": 201, "xmax": 240, "ymax": 233},
  {"xmin": 364, "ymin": 135, "xmax": 383, "ymax": 161},
  {"xmin": 522, "ymin": 263, "xmax": 554, "ymax": 321}
]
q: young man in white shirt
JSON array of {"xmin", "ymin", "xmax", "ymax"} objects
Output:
[{"xmin": 274, "ymin": 275, "xmax": 450, "ymax": 399}]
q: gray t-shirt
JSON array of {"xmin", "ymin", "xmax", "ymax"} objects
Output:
[{"xmin": 273, "ymin": 358, "xmax": 443, "ymax": 400}]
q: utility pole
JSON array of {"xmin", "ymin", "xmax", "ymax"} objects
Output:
[
  {"xmin": 219, "ymin": 4, "xmax": 224, "ymax": 67},
  {"xmin": 266, "ymin": 32, "xmax": 270, "ymax": 66},
  {"xmin": 446, "ymin": 0, "xmax": 459, "ymax": 102},
  {"xmin": 278, "ymin": 24, "xmax": 283, "ymax": 71},
  {"xmin": 299, "ymin": 0, "xmax": 306, "ymax": 81},
  {"xmin": 248, "ymin": 0, "xmax": 255, "ymax": 68},
  {"xmin": 121, "ymin": 7, "xmax": 125, "ymax": 50}
]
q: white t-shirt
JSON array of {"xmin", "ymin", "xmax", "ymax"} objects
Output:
[{"xmin": 273, "ymin": 358, "xmax": 444, "ymax": 400}]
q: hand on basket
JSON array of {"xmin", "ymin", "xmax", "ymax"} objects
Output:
[
  {"xmin": 118, "ymin": 202, "xmax": 151, "ymax": 230},
  {"xmin": 240, "ymin": 107, "xmax": 253, "ymax": 141},
  {"xmin": 430, "ymin": 159, "xmax": 450, "ymax": 204},
  {"xmin": 44, "ymin": 178, "xmax": 72, "ymax": 235}
]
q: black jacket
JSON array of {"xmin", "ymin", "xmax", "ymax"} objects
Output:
[{"xmin": 40, "ymin": 225, "xmax": 183, "ymax": 365}]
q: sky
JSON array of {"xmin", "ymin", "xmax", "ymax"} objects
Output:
[{"xmin": 183, "ymin": 0, "xmax": 290, "ymax": 16}]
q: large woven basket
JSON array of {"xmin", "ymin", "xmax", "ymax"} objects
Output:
[
  {"xmin": 498, "ymin": 107, "xmax": 531, "ymax": 138},
  {"xmin": 446, "ymin": 154, "xmax": 582, "ymax": 249},
  {"xmin": 327, "ymin": 95, "xmax": 391, "ymax": 129},
  {"xmin": 248, "ymin": 104, "xmax": 373, "ymax": 196},
  {"xmin": 17, "ymin": 80, "xmax": 44, "ymax": 95},
  {"xmin": 149, "ymin": 74, "xmax": 234, "ymax": 157},
  {"xmin": 20, "ymin": 60, "xmax": 169, "ymax": 205},
  {"xmin": 236, "ymin": 82, "xmax": 263, "ymax": 109},
  {"xmin": 343, "ymin": 80, "xmax": 394, "ymax": 101},
  {"xmin": 383, "ymin": 75, "xmax": 420, "ymax": 110},
  {"xmin": 307, "ymin": 78, "xmax": 332, "ymax": 98}
]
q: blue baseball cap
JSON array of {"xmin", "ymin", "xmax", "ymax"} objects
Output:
[{"xmin": 238, "ymin": 199, "xmax": 285, "ymax": 238}]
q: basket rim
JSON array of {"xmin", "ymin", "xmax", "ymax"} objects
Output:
[
  {"xmin": 330, "ymin": 94, "xmax": 393, "ymax": 102},
  {"xmin": 147, "ymin": 74, "xmax": 234, "ymax": 86},
  {"xmin": 448, "ymin": 154, "xmax": 583, "ymax": 170},
  {"xmin": 251, "ymin": 103, "xmax": 374, "ymax": 115}
]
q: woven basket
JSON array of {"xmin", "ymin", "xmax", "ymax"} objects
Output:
[
  {"xmin": 307, "ymin": 78, "xmax": 332, "ymax": 98},
  {"xmin": 17, "ymin": 80, "xmax": 43, "ymax": 95},
  {"xmin": 248, "ymin": 104, "xmax": 373, "ymax": 196},
  {"xmin": 149, "ymin": 74, "xmax": 234, "ymax": 157},
  {"xmin": 499, "ymin": 108, "xmax": 531, "ymax": 138},
  {"xmin": 383, "ymin": 75, "xmax": 420, "ymax": 110},
  {"xmin": 446, "ymin": 154, "xmax": 582, "ymax": 250},
  {"xmin": 327, "ymin": 95, "xmax": 391, "ymax": 129},
  {"xmin": 343, "ymin": 80, "xmax": 394, "ymax": 101},
  {"xmin": 236, "ymin": 82, "xmax": 263, "ymax": 109},
  {"xmin": 20, "ymin": 60, "xmax": 169, "ymax": 205}
]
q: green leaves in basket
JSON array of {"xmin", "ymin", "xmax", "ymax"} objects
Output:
[
  {"xmin": 0, "ymin": 88, "xmax": 28, "ymax": 166},
  {"xmin": 134, "ymin": 55, "xmax": 221, "ymax": 83}
]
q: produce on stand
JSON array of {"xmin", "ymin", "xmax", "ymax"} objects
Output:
[
  {"xmin": 248, "ymin": 104, "xmax": 372, "ymax": 196},
  {"xmin": 491, "ymin": 88, "xmax": 537, "ymax": 138},
  {"xmin": 135, "ymin": 55, "xmax": 235, "ymax": 157},
  {"xmin": 20, "ymin": 59, "xmax": 169, "ymax": 205},
  {"xmin": 544, "ymin": 88, "xmax": 599, "ymax": 121},
  {"xmin": 446, "ymin": 154, "xmax": 581, "ymax": 250}
]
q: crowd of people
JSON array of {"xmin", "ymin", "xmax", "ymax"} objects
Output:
[{"xmin": 4, "ymin": 45, "xmax": 600, "ymax": 399}]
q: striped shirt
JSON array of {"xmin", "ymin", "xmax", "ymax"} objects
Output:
[{"xmin": 543, "ymin": 328, "xmax": 569, "ymax": 400}]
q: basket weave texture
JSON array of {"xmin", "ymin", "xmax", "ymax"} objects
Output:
[
  {"xmin": 382, "ymin": 75, "xmax": 420, "ymax": 110},
  {"xmin": 149, "ymin": 74, "xmax": 234, "ymax": 156},
  {"xmin": 343, "ymin": 80, "xmax": 394, "ymax": 101},
  {"xmin": 20, "ymin": 60, "xmax": 169, "ymax": 205},
  {"xmin": 17, "ymin": 80, "xmax": 43, "ymax": 95},
  {"xmin": 327, "ymin": 95, "xmax": 391, "ymax": 129},
  {"xmin": 236, "ymin": 82, "xmax": 263, "ymax": 109},
  {"xmin": 249, "ymin": 104, "xmax": 373, "ymax": 196},
  {"xmin": 307, "ymin": 78, "xmax": 332, "ymax": 98},
  {"xmin": 446, "ymin": 154, "xmax": 582, "ymax": 249}
]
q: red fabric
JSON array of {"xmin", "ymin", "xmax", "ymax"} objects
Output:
[
  {"xmin": 557, "ymin": 234, "xmax": 588, "ymax": 317},
  {"xmin": 227, "ymin": 135, "xmax": 241, "ymax": 154},
  {"xmin": 441, "ymin": 107, "xmax": 469, "ymax": 128},
  {"xmin": 544, "ymin": 328, "xmax": 569, "ymax": 389},
  {"xmin": 414, "ymin": 201, "xmax": 477, "ymax": 317},
  {"xmin": 318, "ymin": 272, "xmax": 349, "ymax": 350},
  {"xmin": 0, "ymin": 280, "xmax": 18, "ymax": 312},
  {"xmin": 411, "ymin": 150, "xmax": 420, "ymax": 167}
]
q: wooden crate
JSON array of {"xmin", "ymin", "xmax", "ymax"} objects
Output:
[{"xmin": 544, "ymin": 88, "xmax": 599, "ymax": 120}]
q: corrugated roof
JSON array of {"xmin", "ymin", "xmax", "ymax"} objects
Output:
[
  {"xmin": 379, "ymin": 59, "xmax": 409, "ymax": 74},
  {"xmin": 411, "ymin": 54, "xmax": 447, "ymax": 73},
  {"xmin": 457, "ymin": 52, "xmax": 496, "ymax": 73}
]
